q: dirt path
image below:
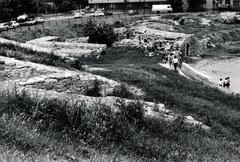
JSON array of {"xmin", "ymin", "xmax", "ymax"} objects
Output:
[{"xmin": 191, "ymin": 57, "xmax": 240, "ymax": 93}]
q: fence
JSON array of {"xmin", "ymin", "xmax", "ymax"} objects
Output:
[{"xmin": 1, "ymin": 12, "xmax": 162, "ymax": 33}]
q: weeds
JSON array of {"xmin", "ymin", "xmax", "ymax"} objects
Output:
[
  {"xmin": 109, "ymin": 83, "xmax": 136, "ymax": 99},
  {"xmin": 1, "ymin": 72, "xmax": 240, "ymax": 161}
]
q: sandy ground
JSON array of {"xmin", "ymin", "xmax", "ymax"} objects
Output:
[{"xmin": 191, "ymin": 57, "xmax": 240, "ymax": 93}]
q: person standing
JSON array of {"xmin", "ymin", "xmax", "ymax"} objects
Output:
[
  {"xmin": 138, "ymin": 35, "xmax": 141, "ymax": 44},
  {"xmin": 223, "ymin": 77, "xmax": 230, "ymax": 89},
  {"xmin": 167, "ymin": 53, "xmax": 173, "ymax": 69},
  {"xmin": 226, "ymin": 77, "xmax": 230, "ymax": 89},
  {"xmin": 162, "ymin": 53, "xmax": 167, "ymax": 64},
  {"xmin": 173, "ymin": 56, "xmax": 179, "ymax": 71},
  {"xmin": 219, "ymin": 78, "xmax": 223, "ymax": 87}
]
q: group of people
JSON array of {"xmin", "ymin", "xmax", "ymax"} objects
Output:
[
  {"xmin": 219, "ymin": 77, "xmax": 230, "ymax": 89},
  {"xmin": 163, "ymin": 52, "xmax": 183, "ymax": 72}
]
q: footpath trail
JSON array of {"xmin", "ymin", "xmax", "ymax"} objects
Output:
[{"xmin": 159, "ymin": 62, "xmax": 235, "ymax": 95}]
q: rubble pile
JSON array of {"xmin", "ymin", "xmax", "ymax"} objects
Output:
[
  {"xmin": 113, "ymin": 39, "xmax": 141, "ymax": 48},
  {"xmin": 113, "ymin": 24, "xmax": 199, "ymax": 56},
  {"xmin": 178, "ymin": 16, "xmax": 212, "ymax": 27},
  {"xmin": 141, "ymin": 22, "xmax": 175, "ymax": 31},
  {"xmin": 65, "ymin": 37, "xmax": 89, "ymax": 43},
  {"xmin": 213, "ymin": 12, "xmax": 240, "ymax": 24}
]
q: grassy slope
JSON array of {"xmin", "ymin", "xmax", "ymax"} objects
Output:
[
  {"xmin": 1, "ymin": 45, "xmax": 240, "ymax": 161},
  {"xmin": 1, "ymin": 20, "xmax": 240, "ymax": 161}
]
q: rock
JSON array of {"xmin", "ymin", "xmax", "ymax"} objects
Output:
[{"xmin": 200, "ymin": 18, "xmax": 212, "ymax": 26}]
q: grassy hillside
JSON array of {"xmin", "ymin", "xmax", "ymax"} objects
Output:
[
  {"xmin": 1, "ymin": 15, "xmax": 240, "ymax": 161},
  {"xmin": 1, "ymin": 46, "xmax": 240, "ymax": 161}
]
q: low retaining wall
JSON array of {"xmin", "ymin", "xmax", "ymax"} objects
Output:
[
  {"xmin": 0, "ymin": 37, "xmax": 105, "ymax": 59},
  {"xmin": 17, "ymin": 87, "xmax": 210, "ymax": 130},
  {"xmin": 26, "ymin": 41, "xmax": 106, "ymax": 50}
]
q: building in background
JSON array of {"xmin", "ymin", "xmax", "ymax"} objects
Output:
[
  {"xmin": 182, "ymin": 0, "xmax": 215, "ymax": 11},
  {"xmin": 88, "ymin": 0, "xmax": 240, "ymax": 11},
  {"xmin": 88, "ymin": 0, "xmax": 167, "ymax": 10}
]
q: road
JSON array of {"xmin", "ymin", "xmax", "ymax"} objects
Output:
[
  {"xmin": 0, "ymin": 12, "xmax": 161, "ymax": 33},
  {"xmin": 0, "ymin": 11, "xmax": 202, "ymax": 33}
]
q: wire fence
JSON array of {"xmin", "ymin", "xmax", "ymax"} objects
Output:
[{"xmin": 1, "ymin": 12, "xmax": 163, "ymax": 33}]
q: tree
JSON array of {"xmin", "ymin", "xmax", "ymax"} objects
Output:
[
  {"xmin": 74, "ymin": 0, "xmax": 88, "ymax": 10},
  {"xmin": 83, "ymin": 20, "xmax": 117, "ymax": 47},
  {"xmin": 53, "ymin": 0, "xmax": 88, "ymax": 12},
  {"xmin": 53, "ymin": 0, "xmax": 75, "ymax": 12},
  {"xmin": 0, "ymin": 0, "xmax": 45, "ymax": 22},
  {"xmin": 187, "ymin": 0, "xmax": 206, "ymax": 11},
  {"xmin": 169, "ymin": 0, "xmax": 183, "ymax": 12}
]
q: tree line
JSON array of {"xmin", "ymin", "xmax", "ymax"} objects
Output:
[
  {"xmin": 0, "ymin": 0, "xmax": 88, "ymax": 22},
  {"xmin": 0, "ymin": 0, "xmax": 206, "ymax": 22}
]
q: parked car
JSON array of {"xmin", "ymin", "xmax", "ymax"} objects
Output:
[
  {"xmin": 8, "ymin": 21, "xmax": 20, "ymax": 28},
  {"xmin": 89, "ymin": 11, "xmax": 104, "ymax": 16},
  {"xmin": 17, "ymin": 14, "xmax": 28, "ymax": 22},
  {"xmin": 73, "ymin": 12, "xmax": 84, "ymax": 18},
  {"xmin": 128, "ymin": 10, "xmax": 139, "ymax": 15},
  {"xmin": 0, "ymin": 23, "xmax": 9, "ymax": 31}
]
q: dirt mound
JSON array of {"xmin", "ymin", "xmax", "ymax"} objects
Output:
[{"xmin": 178, "ymin": 16, "xmax": 212, "ymax": 27}]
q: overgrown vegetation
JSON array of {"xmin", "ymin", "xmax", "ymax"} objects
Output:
[{"xmin": 109, "ymin": 83, "xmax": 136, "ymax": 99}]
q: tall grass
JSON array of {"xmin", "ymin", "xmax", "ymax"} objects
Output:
[{"xmin": 1, "ymin": 84, "xmax": 240, "ymax": 161}]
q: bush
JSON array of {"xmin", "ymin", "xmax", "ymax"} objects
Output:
[
  {"xmin": 83, "ymin": 20, "xmax": 117, "ymax": 47},
  {"xmin": 113, "ymin": 21, "xmax": 125, "ymax": 28},
  {"xmin": 109, "ymin": 83, "xmax": 136, "ymax": 99},
  {"xmin": 117, "ymin": 100, "xmax": 144, "ymax": 126}
]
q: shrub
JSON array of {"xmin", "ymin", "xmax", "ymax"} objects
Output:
[
  {"xmin": 85, "ymin": 80, "xmax": 102, "ymax": 97},
  {"xmin": 109, "ymin": 83, "xmax": 136, "ymax": 99},
  {"xmin": 83, "ymin": 20, "xmax": 117, "ymax": 47}
]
